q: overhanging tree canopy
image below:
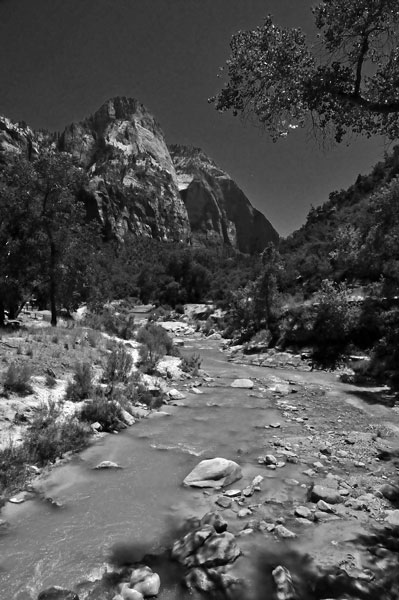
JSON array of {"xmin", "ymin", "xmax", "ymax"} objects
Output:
[{"xmin": 211, "ymin": 0, "xmax": 399, "ymax": 142}]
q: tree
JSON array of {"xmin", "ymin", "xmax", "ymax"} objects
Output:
[
  {"xmin": 0, "ymin": 151, "xmax": 100, "ymax": 326},
  {"xmin": 211, "ymin": 1, "xmax": 399, "ymax": 142}
]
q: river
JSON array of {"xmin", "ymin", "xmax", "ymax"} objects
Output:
[{"xmin": 0, "ymin": 336, "xmax": 396, "ymax": 599}]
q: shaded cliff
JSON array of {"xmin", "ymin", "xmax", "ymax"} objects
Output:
[{"xmin": 170, "ymin": 145, "xmax": 279, "ymax": 253}]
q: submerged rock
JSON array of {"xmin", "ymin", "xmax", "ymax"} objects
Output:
[
  {"xmin": 183, "ymin": 457, "xmax": 242, "ymax": 488},
  {"xmin": 93, "ymin": 461, "xmax": 122, "ymax": 470}
]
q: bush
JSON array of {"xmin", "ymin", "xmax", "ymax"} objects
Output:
[
  {"xmin": 137, "ymin": 323, "xmax": 177, "ymax": 373},
  {"xmin": 82, "ymin": 308, "xmax": 135, "ymax": 339},
  {"xmin": 0, "ymin": 406, "xmax": 90, "ymax": 494},
  {"xmin": 181, "ymin": 353, "xmax": 201, "ymax": 376},
  {"xmin": 80, "ymin": 393, "xmax": 124, "ymax": 432},
  {"xmin": 65, "ymin": 362, "xmax": 93, "ymax": 401},
  {"xmin": 3, "ymin": 362, "xmax": 33, "ymax": 395},
  {"xmin": 104, "ymin": 344, "xmax": 133, "ymax": 384}
]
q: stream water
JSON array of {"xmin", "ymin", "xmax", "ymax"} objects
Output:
[{"xmin": 0, "ymin": 338, "xmax": 395, "ymax": 599}]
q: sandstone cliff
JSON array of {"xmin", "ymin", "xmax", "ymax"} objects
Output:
[
  {"xmin": 59, "ymin": 97, "xmax": 190, "ymax": 242},
  {"xmin": 169, "ymin": 145, "xmax": 279, "ymax": 253},
  {"xmin": 0, "ymin": 98, "xmax": 278, "ymax": 252}
]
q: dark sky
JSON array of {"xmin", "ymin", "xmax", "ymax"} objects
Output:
[{"xmin": 0, "ymin": 0, "xmax": 390, "ymax": 236}]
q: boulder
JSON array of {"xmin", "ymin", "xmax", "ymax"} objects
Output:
[
  {"xmin": 230, "ymin": 379, "xmax": 254, "ymax": 389},
  {"xmin": 385, "ymin": 510, "xmax": 399, "ymax": 528},
  {"xmin": 183, "ymin": 458, "xmax": 242, "ymax": 488},
  {"xmin": 186, "ymin": 531, "xmax": 241, "ymax": 568},
  {"xmin": 275, "ymin": 525, "xmax": 296, "ymax": 539},
  {"xmin": 38, "ymin": 588, "xmax": 79, "ymax": 600},
  {"xmin": 132, "ymin": 573, "xmax": 160, "ymax": 597},
  {"xmin": 172, "ymin": 525, "xmax": 214, "ymax": 562},
  {"xmin": 294, "ymin": 506, "xmax": 312, "ymax": 520}
]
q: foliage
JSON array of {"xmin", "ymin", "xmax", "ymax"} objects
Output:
[
  {"xmin": 181, "ymin": 352, "xmax": 202, "ymax": 376},
  {"xmin": 0, "ymin": 405, "xmax": 90, "ymax": 494},
  {"xmin": 82, "ymin": 307, "xmax": 136, "ymax": 340},
  {"xmin": 137, "ymin": 323, "xmax": 176, "ymax": 373},
  {"xmin": 0, "ymin": 151, "xmax": 101, "ymax": 325},
  {"xmin": 103, "ymin": 344, "xmax": 133, "ymax": 384},
  {"xmin": 80, "ymin": 394, "xmax": 124, "ymax": 432},
  {"xmin": 212, "ymin": 2, "xmax": 399, "ymax": 142},
  {"xmin": 65, "ymin": 362, "xmax": 93, "ymax": 401},
  {"xmin": 311, "ymin": 279, "xmax": 356, "ymax": 367},
  {"xmin": 3, "ymin": 362, "xmax": 33, "ymax": 395}
]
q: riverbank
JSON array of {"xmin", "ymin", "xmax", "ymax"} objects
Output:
[{"xmin": 1, "ymin": 314, "xmax": 399, "ymax": 599}]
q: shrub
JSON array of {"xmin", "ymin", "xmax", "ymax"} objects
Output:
[
  {"xmin": 137, "ymin": 323, "xmax": 176, "ymax": 373},
  {"xmin": 181, "ymin": 353, "xmax": 201, "ymax": 376},
  {"xmin": 103, "ymin": 344, "xmax": 133, "ymax": 384},
  {"xmin": 65, "ymin": 362, "xmax": 93, "ymax": 401},
  {"xmin": 82, "ymin": 308, "xmax": 135, "ymax": 340},
  {"xmin": 3, "ymin": 362, "xmax": 33, "ymax": 395},
  {"xmin": 80, "ymin": 393, "xmax": 124, "ymax": 432}
]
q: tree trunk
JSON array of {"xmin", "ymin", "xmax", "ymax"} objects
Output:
[{"xmin": 49, "ymin": 239, "xmax": 57, "ymax": 327}]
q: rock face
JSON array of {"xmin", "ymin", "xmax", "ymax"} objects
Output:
[
  {"xmin": 60, "ymin": 97, "xmax": 190, "ymax": 243},
  {"xmin": 0, "ymin": 99, "xmax": 278, "ymax": 253},
  {"xmin": 183, "ymin": 457, "xmax": 242, "ymax": 488},
  {"xmin": 170, "ymin": 145, "xmax": 279, "ymax": 253}
]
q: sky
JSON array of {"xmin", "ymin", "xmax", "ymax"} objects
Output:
[{"xmin": 0, "ymin": 0, "xmax": 391, "ymax": 236}]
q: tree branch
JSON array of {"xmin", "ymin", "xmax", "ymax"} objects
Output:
[{"xmin": 336, "ymin": 92, "xmax": 399, "ymax": 113}]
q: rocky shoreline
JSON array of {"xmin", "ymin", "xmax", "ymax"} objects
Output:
[{"xmin": 3, "ymin": 318, "xmax": 399, "ymax": 599}]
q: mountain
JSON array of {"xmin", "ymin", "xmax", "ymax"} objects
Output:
[
  {"xmin": 170, "ymin": 145, "xmax": 279, "ymax": 253},
  {"xmin": 280, "ymin": 146, "xmax": 399, "ymax": 291},
  {"xmin": 0, "ymin": 97, "xmax": 278, "ymax": 253}
]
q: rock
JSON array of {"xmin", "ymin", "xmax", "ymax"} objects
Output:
[
  {"xmin": 93, "ymin": 461, "xmax": 122, "ymax": 470},
  {"xmin": 242, "ymin": 487, "xmax": 254, "ymax": 497},
  {"xmin": 91, "ymin": 421, "xmax": 102, "ymax": 432},
  {"xmin": 385, "ymin": 510, "xmax": 399, "ymax": 528},
  {"xmin": 216, "ymin": 496, "xmax": 232, "ymax": 509},
  {"xmin": 223, "ymin": 489, "xmax": 241, "ymax": 497},
  {"xmin": 132, "ymin": 572, "xmax": 160, "ymax": 597},
  {"xmin": 272, "ymin": 565, "xmax": 296, "ymax": 600},
  {"xmin": 171, "ymin": 525, "xmax": 214, "ymax": 562},
  {"xmin": 269, "ymin": 422, "xmax": 281, "ymax": 429},
  {"xmin": 265, "ymin": 454, "xmax": 278, "ymax": 465},
  {"xmin": 237, "ymin": 508, "xmax": 252, "ymax": 518},
  {"xmin": 275, "ymin": 525, "xmax": 296, "ymax": 539},
  {"xmin": 185, "ymin": 568, "xmax": 215, "ymax": 593},
  {"xmin": 380, "ymin": 484, "xmax": 399, "ymax": 503},
  {"xmin": 200, "ymin": 511, "xmax": 228, "ymax": 533},
  {"xmin": 168, "ymin": 389, "xmax": 186, "ymax": 400},
  {"xmin": 314, "ymin": 511, "xmax": 340, "ymax": 522},
  {"xmin": 230, "ymin": 379, "xmax": 254, "ymax": 389},
  {"xmin": 120, "ymin": 409, "xmax": 136, "ymax": 426},
  {"xmin": 316, "ymin": 500, "xmax": 334, "ymax": 513},
  {"xmin": 294, "ymin": 506, "xmax": 312, "ymax": 520},
  {"xmin": 310, "ymin": 485, "xmax": 343, "ymax": 504},
  {"xmin": 121, "ymin": 588, "xmax": 144, "ymax": 600},
  {"xmin": 37, "ymin": 588, "xmax": 79, "ymax": 600},
  {"xmin": 183, "ymin": 458, "xmax": 242, "ymax": 488},
  {"xmin": 186, "ymin": 531, "xmax": 241, "ymax": 568},
  {"xmin": 190, "ymin": 387, "xmax": 203, "ymax": 395},
  {"xmin": 251, "ymin": 475, "xmax": 264, "ymax": 487}
]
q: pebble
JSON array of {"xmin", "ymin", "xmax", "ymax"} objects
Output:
[
  {"xmin": 316, "ymin": 499, "xmax": 334, "ymax": 513},
  {"xmin": 216, "ymin": 496, "xmax": 233, "ymax": 509},
  {"xmin": 223, "ymin": 489, "xmax": 241, "ymax": 497},
  {"xmin": 294, "ymin": 506, "xmax": 312, "ymax": 519},
  {"xmin": 269, "ymin": 423, "xmax": 281, "ymax": 429},
  {"xmin": 237, "ymin": 508, "xmax": 252, "ymax": 518},
  {"xmin": 265, "ymin": 454, "xmax": 278, "ymax": 465}
]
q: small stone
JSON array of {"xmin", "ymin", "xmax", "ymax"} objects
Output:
[
  {"xmin": 223, "ymin": 489, "xmax": 241, "ymax": 497},
  {"xmin": 336, "ymin": 450, "xmax": 349, "ymax": 458},
  {"xmin": 242, "ymin": 487, "xmax": 254, "ymax": 497},
  {"xmin": 320, "ymin": 446, "xmax": 332, "ymax": 456},
  {"xmin": 303, "ymin": 469, "xmax": 316, "ymax": 477},
  {"xmin": 269, "ymin": 423, "xmax": 281, "ymax": 429},
  {"xmin": 265, "ymin": 454, "xmax": 278, "ymax": 465},
  {"xmin": 251, "ymin": 475, "xmax": 264, "ymax": 487},
  {"xmin": 296, "ymin": 517, "xmax": 313, "ymax": 526},
  {"xmin": 313, "ymin": 461, "xmax": 324, "ymax": 469},
  {"xmin": 231, "ymin": 379, "xmax": 254, "ymax": 389},
  {"xmin": 216, "ymin": 496, "xmax": 233, "ymax": 509},
  {"xmin": 354, "ymin": 461, "xmax": 365, "ymax": 468},
  {"xmin": 314, "ymin": 511, "xmax": 340, "ymax": 522},
  {"xmin": 237, "ymin": 508, "xmax": 252, "ymax": 518},
  {"xmin": 276, "ymin": 461, "xmax": 286, "ymax": 468},
  {"xmin": 275, "ymin": 524, "xmax": 296, "ymax": 539},
  {"xmin": 316, "ymin": 499, "xmax": 334, "ymax": 513},
  {"xmin": 294, "ymin": 506, "xmax": 312, "ymax": 519}
]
